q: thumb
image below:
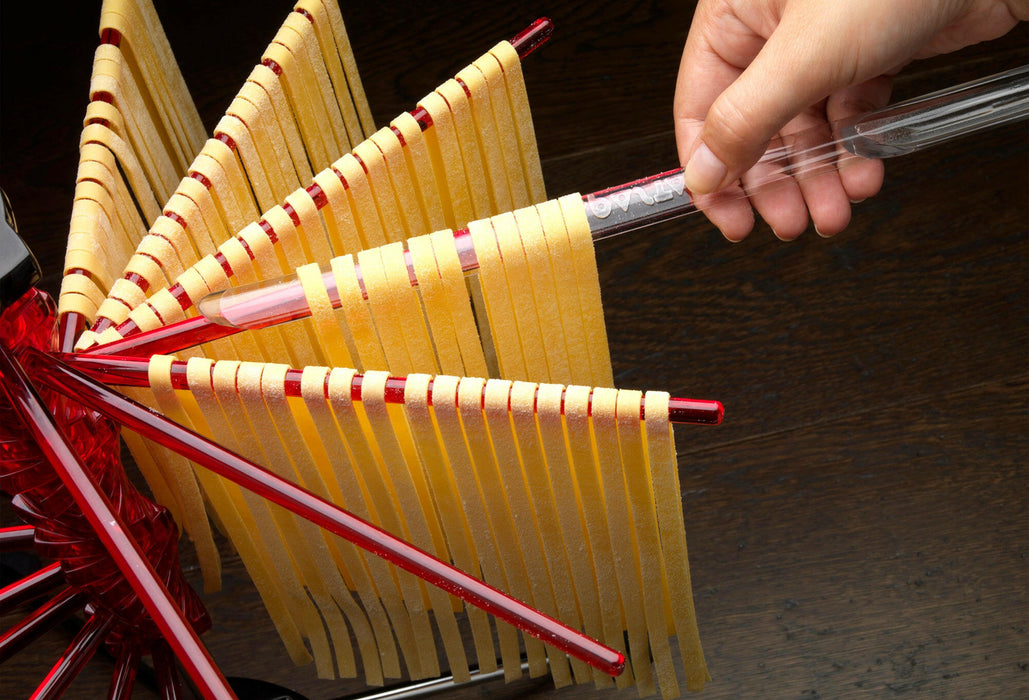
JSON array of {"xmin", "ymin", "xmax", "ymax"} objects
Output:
[{"xmin": 683, "ymin": 22, "xmax": 841, "ymax": 194}]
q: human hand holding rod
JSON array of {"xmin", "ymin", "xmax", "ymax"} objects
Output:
[{"xmin": 674, "ymin": 0, "xmax": 1028, "ymax": 242}]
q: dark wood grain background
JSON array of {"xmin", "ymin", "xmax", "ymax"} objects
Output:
[{"xmin": 1, "ymin": 2, "xmax": 1026, "ymax": 698}]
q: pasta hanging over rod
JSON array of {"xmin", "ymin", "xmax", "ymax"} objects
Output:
[
  {"xmin": 129, "ymin": 355, "xmax": 707, "ymax": 694},
  {"xmin": 56, "ymin": 1, "xmax": 710, "ymax": 697}
]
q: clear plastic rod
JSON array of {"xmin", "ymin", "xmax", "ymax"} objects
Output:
[{"xmin": 85, "ymin": 63, "xmax": 1029, "ymax": 358}]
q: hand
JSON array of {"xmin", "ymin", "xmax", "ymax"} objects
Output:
[{"xmin": 674, "ymin": 0, "xmax": 1025, "ymax": 241}]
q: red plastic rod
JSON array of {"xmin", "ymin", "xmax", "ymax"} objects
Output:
[
  {"xmin": 30, "ymin": 349, "xmax": 626, "ymax": 678},
  {"xmin": 0, "ymin": 524, "xmax": 36, "ymax": 552},
  {"xmin": 63, "ymin": 352, "xmax": 723, "ymax": 426},
  {"xmin": 0, "ymin": 588, "xmax": 84, "ymax": 664},
  {"xmin": 30, "ymin": 612, "xmax": 114, "ymax": 700},
  {"xmin": 0, "ymin": 343, "xmax": 237, "ymax": 700},
  {"xmin": 0, "ymin": 563, "xmax": 64, "ymax": 615},
  {"xmin": 108, "ymin": 643, "xmax": 141, "ymax": 700}
]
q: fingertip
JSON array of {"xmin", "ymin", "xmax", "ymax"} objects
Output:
[
  {"xmin": 771, "ymin": 218, "xmax": 808, "ymax": 241},
  {"xmin": 813, "ymin": 206, "xmax": 851, "ymax": 238},
  {"xmin": 683, "ymin": 141, "xmax": 729, "ymax": 195},
  {"xmin": 840, "ymin": 157, "xmax": 885, "ymax": 202}
]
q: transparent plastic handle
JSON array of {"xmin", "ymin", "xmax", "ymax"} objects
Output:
[{"xmin": 839, "ymin": 64, "xmax": 1029, "ymax": 158}]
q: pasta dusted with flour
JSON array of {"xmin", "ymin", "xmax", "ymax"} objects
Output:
[
  {"xmin": 84, "ymin": 36, "xmax": 543, "ymax": 350},
  {"xmin": 81, "ymin": 0, "xmax": 374, "ymax": 339},
  {"xmin": 59, "ymin": 0, "xmax": 205, "ymax": 326},
  {"xmin": 65, "ymin": 2, "xmax": 709, "ymax": 696}
]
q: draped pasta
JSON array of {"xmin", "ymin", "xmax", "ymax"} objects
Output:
[{"xmin": 68, "ymin": 2, "xmax": 708, "ymax": 695}]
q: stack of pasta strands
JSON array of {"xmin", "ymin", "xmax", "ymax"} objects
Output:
[
  {"xmin": 63, "ymin": 1, "xmax": 710, "ymax": 697},
  {"xmin": 58, "ymin": 0, "xmax": 207, "ymax": 330},
  {"xmin": 75, "ymin": 0, "xmax": 374, "ymax": 347}
]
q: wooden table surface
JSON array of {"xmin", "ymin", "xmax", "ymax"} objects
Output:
[{"xmin": 1, "ymin": 2, "xmax": 1026, "ymax": 698}]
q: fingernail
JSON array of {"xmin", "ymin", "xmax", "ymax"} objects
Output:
[
  {"xmin": 849, "ymin": 198, "xmax": 865, "ymax": 204},
  {"xmin": 684, "ymin": 142, "xmax": 727, "ymax": 194}
]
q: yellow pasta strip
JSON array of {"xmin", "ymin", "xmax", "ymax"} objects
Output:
[
  {"xmin": 263, "ymin": 203, "xmax": 319, "ymax": 374},
  {"xmin": 430, "ymin": 230, "xmax": 489, "ymax": 378},
  {"xmin": 419, "ymin": 91, "xmax": 470, "ymax": 229},
  {"xmin": 296, "ymin": 0, "xmax": 359, "ymax": 145},
  {"xmin": 325, "ymin": 368, "xmax": 422, "ymax": 678},
  {"xmin": 644, "ymin": 392, "xmax": 709, "ymax": 691},
  {"xmin": 429, "ymin": 375, "xmax": 501, "ymax": 675},
  {"xmin": 216, "ymin": 238, "xmax": 275, "ymax": 363},
  {"xmin": 472, "ymin": 53, "xmax": 529, "ymax": 207},
  {"xmin": 234, "ymin": 87, "xmax": 295, "ymax": 201},
  {"xmin": 337, "ymin": 153, "xmax": 386, "ymax": 249},
  {"xmin": 217, "ymin": 114, "xmax": 277, "ymax": 214},
  {"xmin": 207, "ymin": 137, "xmax": 261, "ymax": 225},
  {"xmin": 298, "ymin": 0, "xmax": 374, "ymax": 138},
  {"xmin": 176, "ymin": 268, "xmax": 210, "ymax": 316},
  {"xmin": 458, "ymin": 378, "xmax": 538, "ymax": 682},
  {"xmin": 178, "ymin": 177, "xmax": 227, "ymax": 257},
  {"xmin": 468, "ymin": 216, "xmax": 525, "ymax": 379},
  {"xmin": 437, "ymin": 79, "xmax": 491, "ymax": 220},
  {"xmin": 354, "ymin": 137, "xmax": 405, "ymax": 244},
  {"xmin": 456, "ymin": 65, "xmax": 512, "ymax": 213},
  {"xmin": 297, "ymin": 262, "xmax": 352, "ymax": 368},
  {"xmin": 514, "ymin": 205, "xmax": 572, "ymax": 383},
  {"xmin": 59, "ymin": 273, "xmax": 106, "ymax": 311},
  {"xmin": 592, "ymin": 387, "xmax": 652, "ymax": 694},
  {"xmin": 298, "ymin": 366, "xmax": 395, "ymax": 684},
  {"xmin": 284, "ymin": 188, "xmax": 332, "ymax": 268},
  {"xmin": 403, "ymin": 374, "xmax": 489, "ymax": 681},
  {"xmin": 563, "ymin": 385, "xmax": 622, "ymax": 689},
  {"xmin": 494, "ymin": 211, "xmax": 549, "ymax": 381},
  {"xmin": 558, "ymin": 194, "xmax": 614, "ymax": 387},
  {"xmin": 143, "ymin": 357, "xmax": 221, "ymax": 593},
  {"xmin": 74, "ymin": 167, "xmax": 136, "ymax": 263},
  {"xmin": 232, "ymin": 91, "xmax": 294, "ymax": 207},
  {"xmin": 239, "ymin": 223, "xmax": 305, "ymax": 367},
  {"xmin": 79, "ymin": 123, "xmax": 162, "ymax": 221},
  {"xmin": 250, "ymin": 63, "xmax": 314, "ymax": 187},
  {"xmin": 480, "ymin": 379, "xmax": 558, "ymax": 681},
  {"xmin": 331, "ymin": 254, "xmax": 383, "ymax": 371},
  {"xmin": 488, "ymin": 41, "xmax": 546, "ymax": 204},
  {"xmin": 233, "ymin": 362, "xmax": 335, "ymax": 678},
  {"xmin": 313, "ymin": 168, "xmax": 361, "ymax": 255},
  {"xmin": 150, "ymin": 212, "xmax": 195, "ymax": 271},
  {"xmin": 357, "ymin": 244, "xmax": 412, "ymax": 373},
  {"xmin": 407, "ymin": 234, "xmax": 463, "ymax": 375},
  {"xmin": 381, "ymin": 242, "xmax": 437, "ymax": 372},
  {"xmin": 283, "ymin": 14, "xmax": 346, "ymax": 158},
  {"xmin": 89, "ymin": 44, "xmax": 179, "ymax": 197},
  {"xmin": 390, "ymin": 112, "xmax": 446, "ymax": 232},
  {"xmin": 535, "ymin": 383, "xmax": 609, "ymax": 686},
  {"xmin": 360, "ymin": 372, "xmax": 447, "ymax": 678},
  {"xmin": 190, "ymin": 358, "xmax": 313, "ymax": 666},
  {"xmin": 614, "ymin": 390, "xmax": 677, "ymax": 697},
  {"xmin": 508, "ymin": 380, "xmax": 591, "ymax": 685},
  {"xmin": 451, "ymin": 376, "xmax": 527, "ymax": 677},
  {"xmin": 125, "ymin": 302, "xmax": 162, "ymax": 333},
  {"xmin": 369, "ymin": 128, "xmax": 423, "ymax": 238},
  {"xmin": 536, "ymin": 200, "xmax": 594, "ymax": 384},
  {"xmin": 260, "ymin": 364, "xmax": 369, "ymax": 678},
  {"xmin": 264, "ymin": 40, "xmax": 330, "ymax": 169},
  {"xmin": 147, "ymin": 288, "xmax": 186, "ymax": 327}
]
